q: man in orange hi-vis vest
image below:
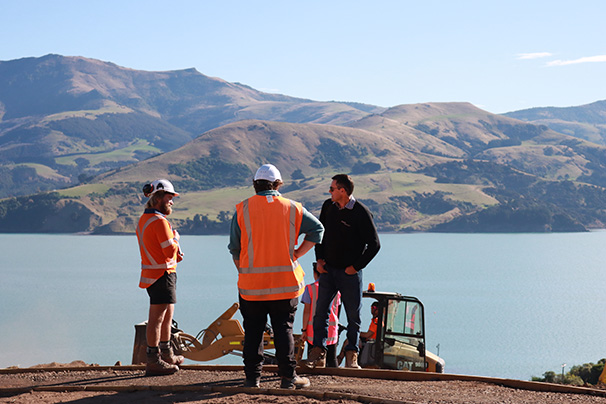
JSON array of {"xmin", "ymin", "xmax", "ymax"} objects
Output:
[
  {"xmin": 228, "ymin": 164, "xmax": 324, "ymax": 390},
  {"xmin": 137, "ymin": 179, "xmax": 184, "ymax": 376}
]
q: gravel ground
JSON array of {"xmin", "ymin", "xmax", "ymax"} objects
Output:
[{"xmin": 2, "ymin": 362, "xmax": 606, "ymax": 404}]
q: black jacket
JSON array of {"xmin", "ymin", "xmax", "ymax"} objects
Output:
[{"xmin": 315, "ymin": 198, "xmax": 380, "ymax": 271}]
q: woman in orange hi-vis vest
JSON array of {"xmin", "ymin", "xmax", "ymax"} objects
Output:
[
  {"xmin": 228, "ymin": 164, "xmax": 324, "ymax": 390},
  {"xmin": 136, "ymin": 179, "xmax": 184, "ymax": 377}
]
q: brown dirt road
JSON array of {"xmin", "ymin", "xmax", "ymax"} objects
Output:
[{"xmin": 2, "ymin": 361, "xmax": 606, "ymax": 404}]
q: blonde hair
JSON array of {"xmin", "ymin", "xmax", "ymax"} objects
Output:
[{"xmin": 145, "ymin": 191, "xmax": 167, "ymax": 209}]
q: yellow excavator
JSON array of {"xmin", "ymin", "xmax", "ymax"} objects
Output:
[
  {"xmin": 357, "ymin": 289, "xmax": 444, "ymax": 372},
  {"xmin": 132, "ymin": 287, "xmax": 444, "ymax": 373}
]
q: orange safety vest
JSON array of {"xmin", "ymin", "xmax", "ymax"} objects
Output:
[
  {"xmin": 367, "ymin": 317, "xmax": 378, "ymax": 340},
  {"xmin": 305, "ymin": 280, "xmax": 340, "ymax": 345},
  {"xmin": 136, "ymin": 211, "xmax": 180, "ymax": 288},
  {"xmin": 236, "ymin": 194, "xmax": 305, "ymax": 301}
]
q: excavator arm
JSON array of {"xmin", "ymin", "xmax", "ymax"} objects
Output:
[{"xmin": 172, "ymin": 302, "xmax": 275, "ymax": 362}]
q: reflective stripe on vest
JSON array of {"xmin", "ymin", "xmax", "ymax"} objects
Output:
[
  {"xmin": 305, "ymin": 281, "xmax": 340, "ymax": 345},
  {"xmin": 137, "ymin": 213, "xmax": 178, "ymax": 288},
  {"xmin": 236, "ymin": 194, "xmax": 305, "ymax": 301}
]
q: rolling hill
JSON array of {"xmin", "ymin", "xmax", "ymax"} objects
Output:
[
  {"xmin": 0, "ymin": 54, "xmax": 382, "ymax": 198},
  {"xmin": 2, "ymin": 54, "xmax": 606, "ymax": 234},
  {"xmin": 504, "ymin": 100, "xmax": 606, "ymax": 146}
]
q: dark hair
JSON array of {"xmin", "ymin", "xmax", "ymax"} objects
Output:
[
  {"xmin": 332, "ymin": 174, "xmax": 354, "ymax": 196},
  {"xmin": 253, "ymin": 179, "xmax": 283, "ymax": 193}
]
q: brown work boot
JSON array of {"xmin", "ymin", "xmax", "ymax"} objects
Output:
[
  {"xmin": 345, "ymin": 350, "xmax": 361, "ymax": 369},
  {"xmin": 146, "ymin": 351, "xmax": 179, "ymax": 376},
  {"xmin": 304, "ymin": 346, "xmax": 326, "ymax": 368},
  {"xmin": 161, "ymin": 347, "xmax": 185, "ymax": 366},
  {"xmin": 281, "ymin": 374, "xmax": 311, "ymax": 389}
]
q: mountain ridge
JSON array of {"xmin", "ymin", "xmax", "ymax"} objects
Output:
[{"xmin": 0, "ymin": 54, "xmax": 383, "ymax": 196}]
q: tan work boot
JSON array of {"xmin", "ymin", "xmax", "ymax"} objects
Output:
[
  {"xmin": 345, "ymin": 350, "xmax": 361, "ymax": 369},
  {"xmin": 281, "ymin": 374, "xmax": 311, "ymax": 389},
  {"xmin": 304, "ymin": 346, "xmax": 326, "ymax": 368},
  {"xmin": 161, "ymin": 347, "xmax": 185, "ymax": 366},
  {"xmin": 146, "ymin": 351, "xmax": 179, "ymax": 376}
]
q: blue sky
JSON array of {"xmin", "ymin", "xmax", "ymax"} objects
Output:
[{"xmin": 1, "ymin": 0, "xmax": 605, "ymax": 113}]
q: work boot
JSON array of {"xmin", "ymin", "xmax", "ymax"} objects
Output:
[
  {"xmin": 281, "ymin": 374, "xmax": 311, "ymax": 389},
  {"xmin": 146, "ymin": 351, "xmax": 179, "ymax": 376},
  {"xmin": 161, "ymin": 346, "xmax": 185, "ymax": 366},
  {"xmin": 337, "ymin": 349, "xmax": 345, "ymax": 366},
  {"xmin": 243, "ymin": 377, "xmax": 260, "ymax": 388},
  {"xmin": 304, "ymin": 346, "xmax": 326, "ymax": 368},
  {"xmin": 345, "ymin": 350, "xmax": 361, "ymax": 369}
]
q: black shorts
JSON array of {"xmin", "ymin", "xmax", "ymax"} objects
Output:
[{"xmin": 146, "ymin": 272, "xmax": 177, "ymax": 304}]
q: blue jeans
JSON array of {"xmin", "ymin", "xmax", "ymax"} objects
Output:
[{"xmin": 312, "ymin": 264, "xmax": 363, "ymax": 352}]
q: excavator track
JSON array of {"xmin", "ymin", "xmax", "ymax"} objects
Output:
[{"xmin": 1, "ymin": 364, "xmax": 605, "ymax": 403}]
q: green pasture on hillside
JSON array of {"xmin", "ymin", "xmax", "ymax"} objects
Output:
[{"xmin": 55, "ymin": 140, "xmax": 161, "ymax": 166}]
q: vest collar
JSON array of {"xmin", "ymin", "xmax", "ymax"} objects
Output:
[
  {"xmin": 256, "ymin": 190, "xmax": 281, "ymax": 196},
  {"xmin": 144, "ymin": 208, "xmax": 165, "ymax": 216}
]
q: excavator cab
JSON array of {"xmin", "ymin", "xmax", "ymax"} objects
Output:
[{"xmin": 360, "ymin": 290, "xmax": 444, "ymax": 373}]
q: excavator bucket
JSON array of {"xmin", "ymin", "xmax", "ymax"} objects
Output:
[
  {"xmin": 200, "ymin": 303, "xmax": 243, "ymax": 349},
  {"xmin": 172, "ymin": 302, "xmax": 275, "ymax": 362}
]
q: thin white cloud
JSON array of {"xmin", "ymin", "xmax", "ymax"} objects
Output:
[
  {"xmin": 259, "ymin": 88, "xmax": 282, "ymax": 94},
  {"xmin": 547, "ymin": 55, "xmax": 606, "ymax": 66},
  {"xmin": 517, "ymin": 52, "xmax": 553, "ymax": 60}
]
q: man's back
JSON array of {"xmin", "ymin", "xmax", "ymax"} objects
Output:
[{"xmin": 235, "ymin": 192, "xmax": 306, "ymax": 302}]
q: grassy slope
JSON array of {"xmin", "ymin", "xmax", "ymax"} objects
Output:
[
  {"xmin": 55, "ymin": 139, "xmax": 162, "ymax": 166},
  {"xmin": 7, "ymin": 101, "xmax": 606, "ymax": 233},
  {"xmin": 53, "ymin": 170, "xmax": 498, "ymax": 234}
]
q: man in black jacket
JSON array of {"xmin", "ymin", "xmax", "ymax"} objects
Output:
[{"xmin": 305, "ymin": 174, "xmax": 380, "ymax": 369}]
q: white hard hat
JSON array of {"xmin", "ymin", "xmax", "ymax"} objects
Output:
[
  {"xmin": 254, "ymin": 164, "xmax": 282, "ymax": 182},
  {"xmin": 143, "ymin": 179, "xmax": 179, "ymax": 197}
]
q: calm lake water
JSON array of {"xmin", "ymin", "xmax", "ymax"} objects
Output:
[{"xmin": 1, "ymin": 232, "xmax": 605, "ymax": 380}]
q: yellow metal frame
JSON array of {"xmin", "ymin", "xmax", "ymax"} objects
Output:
[{"xmin": 174, "ymin": 302, "xmax": 275, "ymax": 362}]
